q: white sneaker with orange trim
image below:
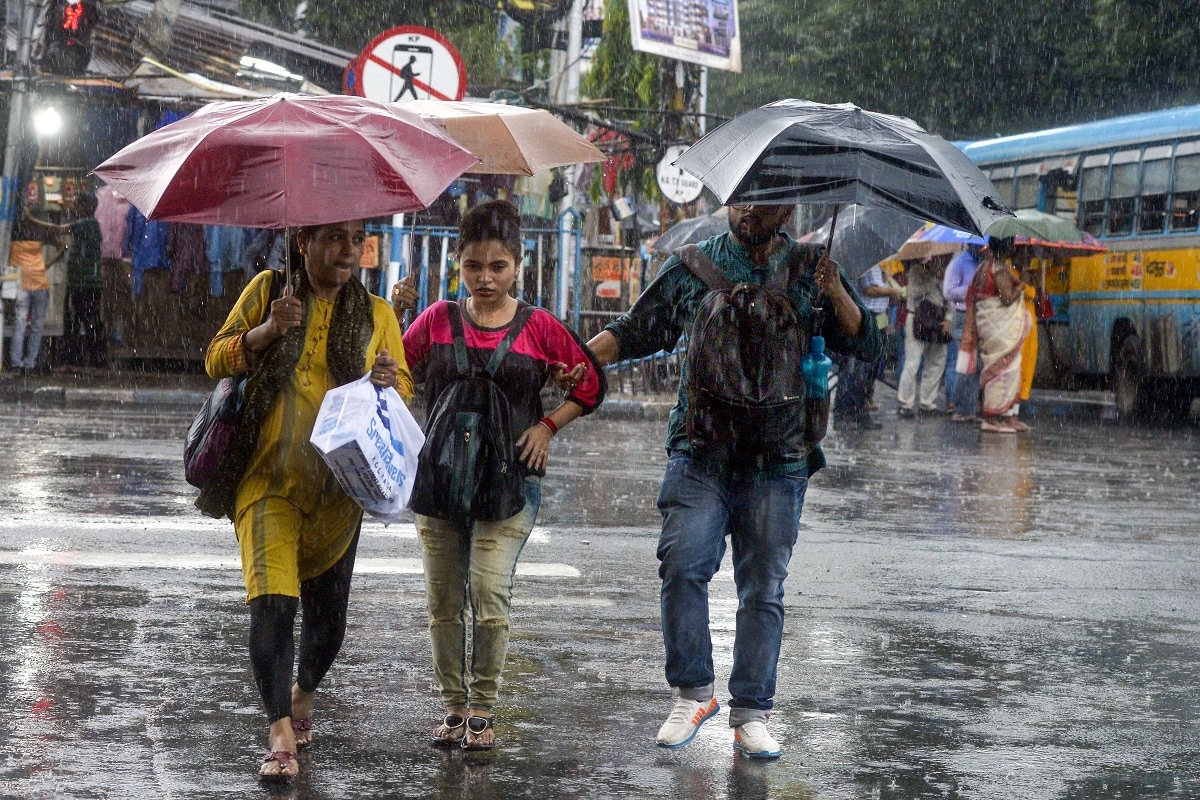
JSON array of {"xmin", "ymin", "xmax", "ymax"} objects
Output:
[
  {"xmin": 655, "ymin": 697, "xmax": 720, "ymax": 748},
  {"xmin": 733, "ymin": 720, "xmax": 781, "ymax": 758}
]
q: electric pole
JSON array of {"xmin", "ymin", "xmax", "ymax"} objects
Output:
[{"xmin": 0, "ymin": 0, "xmax": 42, "ymax": 268}]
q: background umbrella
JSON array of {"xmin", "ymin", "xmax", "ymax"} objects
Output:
[
  {"xmin": 887, "ymin": 222, "xmax": 987, "ymax": 262},
  {"xmin": 985, "ymin": 209, "xmax": 1107, "ymax": 256},
  {"xmin": 94, "ymin": 93, "xmax": 479, "ymax": 286},
  {"xmin": 673, "ymin": 99, "xmax": 1013, "ymax": 254},
  {"xmin": 396, "ymin": 99, "xmax": 604, "ymax": 176},
  {"xmin": 806, "ymin": 204, "xmax": 924, "ymax": 278},
  {"xmin": 652, "ymin": 208, "xmax": 729, "ymax": 254}
]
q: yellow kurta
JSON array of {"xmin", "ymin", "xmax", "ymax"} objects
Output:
[{"xmin": 205, "ymin": 271, "xmax": 413, "ymax": 600}]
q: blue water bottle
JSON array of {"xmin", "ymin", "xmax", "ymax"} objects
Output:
[{"xmin": 801, "ymin": 335, "xmax": 832, "ymax": 444}]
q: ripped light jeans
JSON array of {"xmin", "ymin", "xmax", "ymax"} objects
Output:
[{"xmin": 416, "ymin": 476, "xmax": 541, "ymax": 711}]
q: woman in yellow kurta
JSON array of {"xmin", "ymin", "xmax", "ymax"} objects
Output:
[{"xmin": 203, "ymin": 220, "xmax": 412, "ymax": 781}]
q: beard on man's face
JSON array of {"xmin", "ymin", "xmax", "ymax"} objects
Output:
[{"xmin": 733, "ymin": 214, "xmax": 783, "ymax": 246}]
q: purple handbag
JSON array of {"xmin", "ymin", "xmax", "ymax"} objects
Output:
[{"xmin": 184, "ymin": 376, "xmax": 244, "ymax": 489}]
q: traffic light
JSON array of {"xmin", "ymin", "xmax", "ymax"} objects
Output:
[{"xmin": 42, "ymin": 0, "xmax": 98, "ymax": 76}]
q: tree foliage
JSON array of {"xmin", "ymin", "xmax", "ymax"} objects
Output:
[{"xmin": 706, "ymin": 0, "xmax": 1200, "ymax": 140}]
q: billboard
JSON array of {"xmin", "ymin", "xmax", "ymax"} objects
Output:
[{"xmin": 627, "ymin": 0, "xmax": 741, "ymax": 73}]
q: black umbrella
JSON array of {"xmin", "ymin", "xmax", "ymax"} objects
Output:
[
  {"xmin": 806, "ymin": 204, "xmax": 924, "ymax": 279},
  {"xmin": 652, "ymin": 209, "xmax": 730, "ymax": 253},
  {"xmin": 673, "ymin": 100, "xmax": 1012, "ymax": 248}
]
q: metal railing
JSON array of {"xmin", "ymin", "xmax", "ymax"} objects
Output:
[{"xmin": 366, "ymin": 210, "xmax": 584, "ymax": 326}]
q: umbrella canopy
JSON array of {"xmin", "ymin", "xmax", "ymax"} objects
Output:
[
  {"xmin": 652, "ymin": 208, "xmax": 730, "ymax": 253},
  {"xmin": 673, "ymin": 99, "xmax": 1012, "ymax": 237},
  {"xmin": 887, "ymin": 222, "xmax": 987, "ymax": 262},
  {"xmin": 807, "ymin": 205, "xmax": 925, "ymax": 278},
  {"xmin": 395, "ymin": 99, "xmax": 604, "ymax": 176},
  {"xmin": 93, "ymin": 93, "xmax": 480, "ymax": 228},
  {"xmin": 985, "ymin": 209, "xmax": 1107, "ymax": 256}
]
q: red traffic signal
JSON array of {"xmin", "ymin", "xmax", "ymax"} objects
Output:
[{"xmin": 42, "ymin": 0, "xmax": 98, "ymax": 76}]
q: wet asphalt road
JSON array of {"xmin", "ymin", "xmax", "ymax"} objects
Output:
[{"xmin": 0, "ymin": 398, "xmax": 1198, "ymax": 800}]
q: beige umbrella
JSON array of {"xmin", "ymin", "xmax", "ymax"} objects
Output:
[{"xmin": 395, "ymin": 99, "xmax": 604, "ymax": 176}]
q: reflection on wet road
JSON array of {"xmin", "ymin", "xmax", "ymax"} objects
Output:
[{"xmin": 0, "ymin": 404, "xmax": 1197, "ymax": 798}]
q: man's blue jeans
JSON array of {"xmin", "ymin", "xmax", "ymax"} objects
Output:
[
  {"xmin": 656, "ymin": 451, "xmax": 808, "ymax": 724},
  {"xmin": 10, "ymin": 287, "xmax": 50, "ymax": 369},
  {"xmin": 948, "ymin": 308, "xmax": 980, "ymax": 417}
]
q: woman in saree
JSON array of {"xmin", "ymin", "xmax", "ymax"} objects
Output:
[{"xmin": 957, "ymin": 237, "xmax": 1032, "ymax": 433}]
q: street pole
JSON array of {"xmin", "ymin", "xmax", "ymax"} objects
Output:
[
  {"xmin": 0, "ymin": 0, "xmax": 40, "ymax": 270},
  {"xmin": 557, "ymin": 0, "xmax": 584, "ymax": 320},
  {"xmin": 0, "ymin": 0, "xmax": 40, "ymax": 374}
]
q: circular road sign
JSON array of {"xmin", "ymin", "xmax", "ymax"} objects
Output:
[
  {"xmin": 658, "ymin": 145, "xmax": 704, "ymax": 204},
  {"xmin": 355, "ymin": 25, "xmax": 467, "ymax": 104}
]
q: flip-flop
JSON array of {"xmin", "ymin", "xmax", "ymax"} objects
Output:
[
  {"xmin": 431, "ymin": 713, "xmax": 467, "ymax": 747},
  {"xmin": 461, "ymin": 715, "xmax": 495, "ymax": 751},
  {"xmin": 291, "ymin": 716, "xmax": 313, "ymax": 749},
  {"xmin": 461, "ymin": 715, "xmax": 496, "ymax": 751},
  {"xmin": 259, "ymin": 750, "xmax": 298, "ymax": 782}
]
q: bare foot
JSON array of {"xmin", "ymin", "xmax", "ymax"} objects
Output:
[
  {"xmin": 432, "ymin": 706, "xmax": 469, "ymax": 745},
  {"xmin": 462, "ymin": 711, "xmax": 495, "ymax": 750},
  {"xmin": 259, "ymin": 718, "xmax": 299, "ymax": 779},
  {"xmin": 291, "ymin": 684, "xmax": 315, "ymax": 747}
]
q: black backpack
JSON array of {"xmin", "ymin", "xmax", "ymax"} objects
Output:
[
  {"xmin": 679, "ymin": 244, "xmax": 820, "ymax": 468},
  {"xmin": 409, "ymin": 302, "xmax": 535, "ymax": 522}
]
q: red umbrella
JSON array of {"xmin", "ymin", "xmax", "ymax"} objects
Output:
[{"xmin": 93, "ymin": 93, "xmax": 480, "ymax": 228}]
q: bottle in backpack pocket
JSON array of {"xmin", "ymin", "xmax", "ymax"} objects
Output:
[{"xmin": 801, "ymin": 335, "xmax": 832, "ymax": 445}]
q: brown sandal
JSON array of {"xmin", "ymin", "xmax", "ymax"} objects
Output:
[
  {"xmin": 259, "ymin": 750, "xmax": 298, "ymax": 781},
  {"xmin": 291, "ymin": 716, "xmax": 313, "ymax": 749},
  {"xmin": 431, "ymin": 713, "xmax": 467, "ymax": 747}
]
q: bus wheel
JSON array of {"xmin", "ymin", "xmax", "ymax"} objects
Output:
[{"xmin": 1112, "ymin": 335, "xmax": 1146, "ymax": 419}]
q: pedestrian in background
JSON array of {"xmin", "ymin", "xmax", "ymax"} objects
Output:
[
  {"xmin": 7, "ymin": 218, "xmax": 63, "ymax": 374},
  {"xmin": 959, "ymin": 237, "xmax": 1031, "ymax": 433},
  {"xmin": 896, "ymin": 255, "xmax": 951, "ymax": 417},
  {"xmin": 833, "ymin": 262, "xmax": 903, "ymax": 428},
  {"xmin": 943, "ymin": 244, "xmax": 983, "ymax": 421},
  {"xmin": 24, "ymin": 193, "xmax": 106, "ymax": 368},
  {"xmin": 586, "ymin": 201, "xmax": 881, "ymax": 759},
  {"xmin": 393, "ymin": 200, "xmax": 605, "ymax": 751},
  {"xmin": 202, "ymin": 219, "xmax": 411, "ymax": 780}
]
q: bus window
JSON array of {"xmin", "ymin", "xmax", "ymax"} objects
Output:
[
  {"xmin": 1014, "ymin": 174, "xmax": 1039, "ymax": 210},
  {"xmin": 991, "ymin": 178, "xmax": 1014, "ymax": 207},
  {"xmin": 1078, "ymin": 161, "xmax": 1108, "ymax": 236},
  {"xmin": 1138, "ymin": 148, "xmax": 1171, "ymax": 234},
  {"xmin": 1171, "ymin": 151, "xmax": 1200, "ymax": 231},
  {"xmin": 1107, "ymin": 152, "xmax": 1140, "ymax": 237}
]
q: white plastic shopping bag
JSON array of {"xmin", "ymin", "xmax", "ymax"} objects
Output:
[{"xmin": 310, "ymin": 374, "xmax": 424, "ymax": 524}]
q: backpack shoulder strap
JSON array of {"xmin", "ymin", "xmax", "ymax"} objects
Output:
[
  {"xmin": 445, "ymin": 302, "xmax": 471, "ymax": 377},
  {"xmin": 484, "ymin": 303, "xmax": 536, "ymax": 377},
  {"xmin": 677, "ymin": 244, "xmax": 734, "ymax": 291}
]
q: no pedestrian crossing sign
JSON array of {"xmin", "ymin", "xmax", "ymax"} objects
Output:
[{"xmin": 351, "ymin": 25, "xmax": 467, "ymax": 103}]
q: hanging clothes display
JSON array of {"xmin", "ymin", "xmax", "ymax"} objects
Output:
[
  {"xmin": 203, "ymin": 226, "xmax": 250, "ymax": 297},
  {"xmin": 96, "ymin": 184, "xmax": 130, "ymax": 259},
  {"xmin": 124, "ymin": 206, "xmax": 171, "ymax": 295},
  {"xmin": 167, "ymin": 223, "xmax": 209, "ymax": 292}
]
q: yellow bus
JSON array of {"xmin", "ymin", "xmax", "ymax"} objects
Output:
[{"xmin": 962, "ymin": 105, "xmax": 1200, "ymax": 418}]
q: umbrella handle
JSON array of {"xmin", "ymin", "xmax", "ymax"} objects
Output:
[
  {"xmin": 811, "ymin": 203, "xmax": 838, "ymax": 336},
  {"xmin": 825, "ymin": 204, "xmax": 840, "ymax": 261}
]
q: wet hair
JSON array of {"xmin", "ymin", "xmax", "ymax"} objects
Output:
[
  {"xmin": 987, "ymin": 236, "xmax": 1017, "ymax": 258},
  {"xmin": 74, "ymin": 191, "xmax": 97, "ymax": 216},
  {"xmin": 457, "ymin": 200, "xmax": 522, "ymax": 260}
]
